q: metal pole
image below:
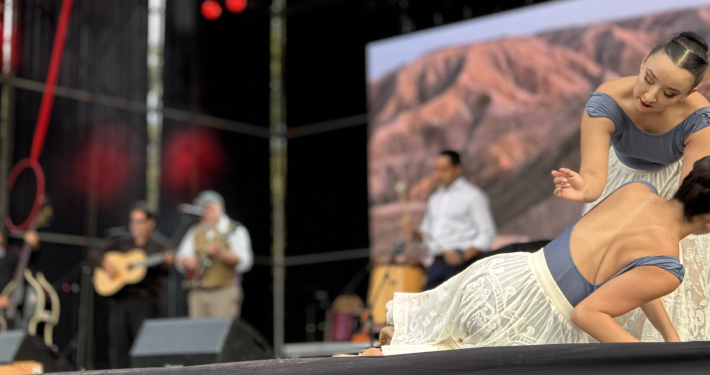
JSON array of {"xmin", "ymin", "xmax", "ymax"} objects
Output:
[
  {"xmin": 77, "ymin": 121, "xmax": 99, "ymax": 371},
  {"xmin": 270, "ymin": 0, "xmax": 287, "ymax": 358},
  {"xmin": 0, "ymin": 0, "xmax": 16, "ymax": 235},
  {"xmin": 146, "ymin": 0, "xmax": 166, "ymax": 214}
]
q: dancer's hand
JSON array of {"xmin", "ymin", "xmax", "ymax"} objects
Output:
[
  {"xmin": 379, "ymin": 326, "xmax": 394, "ymax": 346},
  {"xmin": 551, "ymin": 168, "xmax": 587, "ymax": 202},
  {"xmin": 359, "ymin": 348, "xmax": 383, "ymax": 356},
  {"xmin": 665, "ymin": 333, "xmax": 681, "ymax": 342},
  {"xmin": 331, "ymin": 347, "xmax": 384, "ymax": 357}
]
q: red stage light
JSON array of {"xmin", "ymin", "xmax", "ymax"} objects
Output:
[
  {"xmin": 162, "ymin": 128, "xmax": 227, "ymax": 197},
  {"xmin": 201, "ymin": 0, "xmax": 222, "ymax": 20},
  {"xmin": 225, "ymin": 0, "xmax": 248, "ymax": 13}
]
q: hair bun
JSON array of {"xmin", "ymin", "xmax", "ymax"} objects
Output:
[
  {"xmin": 679, "ymin": 32, "xmax": 709, "ymax": 54},
  {"xmin": 699, "ymin": 174, "xmax": 710, "ymax": 189},
  {"xmin": 691, "ymin": 157, "xmax": 710, "ymax": 188}
]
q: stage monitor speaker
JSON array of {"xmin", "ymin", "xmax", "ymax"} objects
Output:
[
  {"xmin": 0, "ymin": 330, "xmax": 74, "ymax": 372},
  {"xmin": 130, "ymin": 317, "xmax": 274, "ymax": 368}
]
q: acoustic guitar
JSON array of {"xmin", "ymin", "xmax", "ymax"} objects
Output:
[{"xmin": 93, "ymin": 249, "xmax": 166, "ymax": 297}]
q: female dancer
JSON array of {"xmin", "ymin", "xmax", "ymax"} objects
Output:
[
  {"xmin": 551, "ymin": 32, "xmax": 710, "ymax": 341},
  {"xmin": 359, "ymin": 156, "xmax": 710, "ymax": 356}
]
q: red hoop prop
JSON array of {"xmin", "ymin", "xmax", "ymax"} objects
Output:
[
  {"xmin": 5, "ymin": 0, "xmax": 72, "ymax": 232},
  {"xmin": 5, "ymin": 158, "xmax": 45, "ymax": 233}
]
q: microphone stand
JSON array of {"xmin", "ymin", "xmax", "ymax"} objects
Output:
[
  {"xmin": 166, "ymin": 213, "xmax": 196, "ymax": 317},
  {"xmin": 365, "ymin": 238, "xmax": 404, "ymax": 347}
]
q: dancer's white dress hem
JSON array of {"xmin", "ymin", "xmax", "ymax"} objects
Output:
[{"xmin": 381, "ymin": 250, "xmax": 588, "ymax": 355}]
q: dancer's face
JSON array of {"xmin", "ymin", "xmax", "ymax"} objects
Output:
[
  {"xmin": 435, "ymin": 155, "xmax": 461, "ymax": 188},
  {"xmin": 633, "ymin": 52, "xmax": 696, "ymax": 113}
]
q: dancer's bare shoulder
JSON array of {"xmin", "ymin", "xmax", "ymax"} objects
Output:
[
  {"xmin": 618, "ymin": 226, "xmax": 678, "ymax": 263},
  {"xmin": 685, "ymin": 90, "xmax": 710, "ymax": 109},
  {"xmin": 596, "ymin": 77, "xmax": 635, "ymax": 100}
]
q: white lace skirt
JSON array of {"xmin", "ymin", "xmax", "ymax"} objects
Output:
[
  {"xmin": 584, "ymin": 147, "xmax": 710, "ymax": 341},
  {"xmin": 381, "ymin": 251, "xmax": 588, "ymax": 355}
]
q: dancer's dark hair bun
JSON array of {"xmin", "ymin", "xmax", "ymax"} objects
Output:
[
  {"xmin": 674, "ymin": 156, "xmax": 710, "ymax": 219},
  {"xmin": 649, "ymin": 32, "xmax": 709, "ymax": 89},
  {"xmin": 679, "ymin": 32, "xmax": 709, "ymax": 54}
]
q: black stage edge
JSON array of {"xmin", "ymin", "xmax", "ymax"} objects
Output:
[{"xmin": 60, "ymin": 341, "xmax": 710, "ymax": 374}]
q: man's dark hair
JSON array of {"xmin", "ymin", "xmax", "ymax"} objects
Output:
[
  {"xmin": 439, "ymin": 150, "xmax": 461, "ymax": 166},
  {"xmin": 130, "ymin": 200, "xmax": 156, "ymax": 220}
]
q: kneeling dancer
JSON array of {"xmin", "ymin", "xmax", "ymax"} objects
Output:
[{"xmin": 373, "ymin": 157, "xmax": 710, "ymax": 356}]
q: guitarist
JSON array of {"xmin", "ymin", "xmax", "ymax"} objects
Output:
[
  {"xmin": 175, "ymin": 190, "xmax": 253, "ymax": 318},
  {"xmin": 0, "ymin": 231, "xmax": 40, "ymax": 310},
  {"xmin": 91, "ymin": 201, "xmax": 173, "ymax": 369}
]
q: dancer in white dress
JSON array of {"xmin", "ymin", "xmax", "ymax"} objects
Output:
[
  {"xmin": 551, "ymin": 32, "xmax": 710, "ymax": 341},
  {"xmin": 364, "ymin": 157, "xmax": 710, "ymax": 356}
]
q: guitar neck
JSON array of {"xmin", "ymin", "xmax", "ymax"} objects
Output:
[
  {"xmin": 10, "ymin": 243, "xmax": 33, "ymax": 285},
  {"xmin": 6, "ymin": 230, "xmax": 36, "ymax": 318},
  {"xmin": 131, "ymin": 252, "xmax": 166, "ymax": 268}
]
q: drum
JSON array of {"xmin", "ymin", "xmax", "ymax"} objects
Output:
[{"xmin": 367, "ymin": 264, "xmax": 426, "ymax": 325}]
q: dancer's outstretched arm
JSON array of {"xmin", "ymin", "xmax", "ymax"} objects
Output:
[
  {"xmin": 570, "ymin": 266, "xmax": 680, "ymax": 342},
  {"xmin": 552, "ymin": 112, "xmax": 614, "ymax": 203}
]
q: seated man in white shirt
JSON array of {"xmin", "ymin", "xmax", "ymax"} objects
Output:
[
  {"xmin": 405, "ymin": 151, "xmax": 497, "ymax": 290},
  {"xmin": 175, "ymin": 190, "xmax": 254, "ymax": 318}
]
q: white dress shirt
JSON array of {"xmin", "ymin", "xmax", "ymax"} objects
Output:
[
  {"xmin": 420, "ymin": 177, "xmax": 496, "ymax": 258},
  {"xmin": 175, "ymin": 215, "xmax": 254, "ymax": 274}
]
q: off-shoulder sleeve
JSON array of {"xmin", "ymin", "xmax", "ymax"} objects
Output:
[
  {"xmin": 674, "ymin": 107, "xmax": 710, "ymax": 156},
  {"xmin": 688, "ymin": 108, "xmax": 710, "ymax": 134},
  {"xmin": 585, "ymin": 92, "xmax": 623, "ymax": 134}
]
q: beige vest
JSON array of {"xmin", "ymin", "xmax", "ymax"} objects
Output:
[{"xmin": 193, "ymin": 221, "xmax": 238, "ymax": 289}]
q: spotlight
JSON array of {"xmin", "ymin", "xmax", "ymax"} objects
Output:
[
  {"xmin": 201, "ymin": 0, "xmax": 222, "ymax": 20},
  {"xmin": 225, "ymin": 0, "xmax": 248, "ymax": 13}
]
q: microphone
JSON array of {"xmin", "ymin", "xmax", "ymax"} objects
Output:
[{"xmin": 177, "ymin": 203, "xmax": 204, "ymax": 216}]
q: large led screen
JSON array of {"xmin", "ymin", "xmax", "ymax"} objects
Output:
[{"xmin": 367, "ymin": 0, "xmax": 710, "ymax": 261}]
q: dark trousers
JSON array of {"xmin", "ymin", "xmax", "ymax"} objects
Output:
[
  {"xmin": 424, "ymin": 240, "xmax": 552, "ymax": 291},
  {"xmin": 108, "ymin": 294, "xmax": 157, "ymax": 369},
  {"xmin": 424, "ymin": 257, "xmax": 474, "ymax": 290}
]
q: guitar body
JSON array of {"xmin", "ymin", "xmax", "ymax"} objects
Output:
[{"xmin": 94, "ymin": 249, "xmax": 149, "ymax": 297}]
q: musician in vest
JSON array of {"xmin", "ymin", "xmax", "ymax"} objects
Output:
[
  {"xmin": 175, "ymin": 190, "xmax": 254, "ymax": 318},
  {"xmin": 92, "ymin": 201, "xmax": 173, "ymax": 369}
]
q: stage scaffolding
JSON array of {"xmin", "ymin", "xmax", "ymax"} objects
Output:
[{"xmin": 0, "ymin": 0, "xmax": 368, "ymax": 365}]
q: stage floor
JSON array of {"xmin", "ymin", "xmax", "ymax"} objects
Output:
[{"xmin": 62, "ymin": 341, "xmax": 710, "ymax": 374}]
